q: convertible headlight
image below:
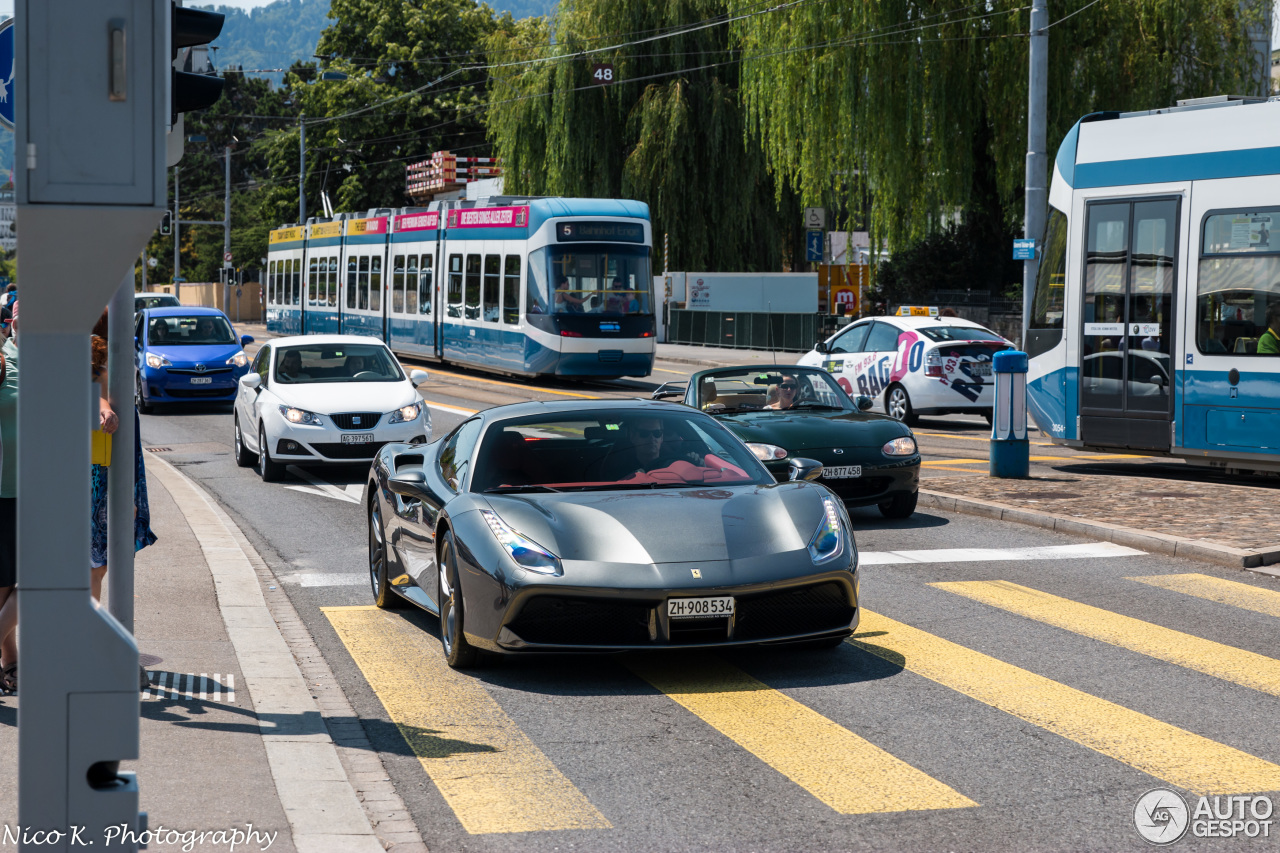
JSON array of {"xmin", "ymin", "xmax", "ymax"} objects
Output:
[
  {"xmin": 387, "ymin": 402, "xmax": 421, "ymax": 424},
  {"xmin": 808, "ymin": 495, "xmax": 846, "ymax": 565},
  {"xmin": 882, "ymin": 436, "xmax": 917, "ymax": 456},
  {"xmin": 279, "ymin": 405, "xmax": 324, "ymax": 426},
  {"xmin": 746, "ymin": 442, "xmax": 788, "ymax": 461},
  {"xmin": 145, "ymin": 353, "xmax": 171, "ymax": 369},
  {"xmin": 226, "ymin": 351, "xmax": 249, "ymax": 368},
  {"xmin": 481, "ymin": 510, "xmax": 561, "ymax": 575}
]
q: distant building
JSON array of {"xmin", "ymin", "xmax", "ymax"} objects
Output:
[{"xmin": 0, "ymin": 190, "xmax": 14, "ymax": 254}]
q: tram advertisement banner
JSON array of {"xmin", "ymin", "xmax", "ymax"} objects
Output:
[
  {"xmin": 447, "ymin": 205, "xmax": 530, "ymax": 229},
  {"xmin": 269, "ymin": 227, "xmax": 304, "ymax": 244},
  {"xmin": 347, "ymin": 217, "xmax": 388, "ymax": 236},
  {"xmin": 308, "ymin": 221, "xmax": 342, "ymax": 239},
  {"xmin": 394, "ymin": 212, "xmax": 440, "ymax": 232}
]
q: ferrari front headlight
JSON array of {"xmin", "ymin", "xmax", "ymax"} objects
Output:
[
  {"xmin": 808, "ymin": 495, "xmax": 846, "ymax": 565},
  {"xmin": 481, "ymin": 510, "xmax": 561, "ymax": 575}
]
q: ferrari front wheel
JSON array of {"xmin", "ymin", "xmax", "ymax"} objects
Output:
[{"xmin": 437, "ymin": 531, "xmax": 480, "ymax": 669}]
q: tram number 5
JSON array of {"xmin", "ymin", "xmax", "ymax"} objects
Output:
[{"xmin": 592, "ymin": 63, "xmax": 615, "ymax": 84}]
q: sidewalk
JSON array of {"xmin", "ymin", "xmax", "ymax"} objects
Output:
[
  {"xmin": 921, "ymin": 467, "xmax": 1280, "ymax": 574},
  {"xmin": 0, "ymin": 457, "xmax": 425, "ymax": 852}
]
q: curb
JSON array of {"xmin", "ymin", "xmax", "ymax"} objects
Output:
[
  {"xmin": 919, "ymin": 489, "xmax": 1280, "ymax": 575},
  {"xmin": 148, "ymin": 457, "xmax": 428, "ymax": 853}
]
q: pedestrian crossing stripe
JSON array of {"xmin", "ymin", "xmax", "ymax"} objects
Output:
[
  {"xmin": 628, "ymin": 655, "xmax": 977, "ymax": 815},
  {"xmin": 143, "ymin": 671, "xmax": 235, "ymax": 703},
  {"xmin": 322, "ymin": 605, "xmax": 610, "ymax": 835},
  {"xmin": 850, "ymin": 610, "xmax": 1280, "ymax": 795},
  {"xmin": 1128, "ymin": 573, "xmax": 1280, "ymax": 620},
  {"xmin": 932, "ymin": 580, "xmax": 1280, "ymax": 698}
]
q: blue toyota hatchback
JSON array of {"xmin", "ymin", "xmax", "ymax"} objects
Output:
[{"xmin": 134, "ymin": 306, "xmax": 254, "ymax": 413}]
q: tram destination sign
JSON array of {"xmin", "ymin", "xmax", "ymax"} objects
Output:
[{"xmin": 557, "ymin": 221, "xmax": 645, "ymax": 243}]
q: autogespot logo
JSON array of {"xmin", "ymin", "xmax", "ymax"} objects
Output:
[{"xmin": 1135, "ymin": 789, "xmax": 1190, "ymax": 845}]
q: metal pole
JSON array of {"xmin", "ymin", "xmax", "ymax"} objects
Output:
[
  {"xmin": 106, "ymin": 273, "xmax": 136, "ymax": 632},
  {"xmin": 1022, "ymin": 0, "xmax": 1048, "ymax": 349},
  {"xmin": 140, "ymin": 251, "xmax": 147, "ymax": 292},
  {"xmin": 299, "ymin": 114, "xmax": 306, "ymax": 224},
  {"xmin": 173, "ymin": 166, "xmax": 181, "ymax": 301},
  {"xmin": 225, "ymin": 146, "xmax": 232, "ymax": 313}
]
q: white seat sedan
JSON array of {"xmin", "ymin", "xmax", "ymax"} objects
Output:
[
  {"xmin": 233, "ymin": 335, "xmax": 432, "ymax": 481},
  {"xmin": 797, "ymin": 315, "xmax": 1014, "ymax": 424}
]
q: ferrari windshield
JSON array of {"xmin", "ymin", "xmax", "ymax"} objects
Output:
[
  {"xmin": 471, "ymin": 409, "xmax": 772, "ymax": 493},
  {"xmin": 694, "ymin": 368, "xmax": 852, "ymax": 413}
]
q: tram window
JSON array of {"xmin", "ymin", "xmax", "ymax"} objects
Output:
[
  {"xmin": 465, "ymin": 254, "xmax": 482, "ymax": 320},
  {"xmin": 293, "ymin": 259, "xmax": 302, "ymax": 306},
  {"xmin": 420, "ymin": 256, "xmax": 433, "ymax": 315},
  {"xmin": 1031, "ymin": 208, "xmax": 1067, "ymax": 330},
  {"xmin": 392, "ymin": 255, "xmax": 405, "ymax": 314},
  {"xmin": 527, "ymin": 249, "xmax": 551, "ymax": 315},
  {"xmin": 346, "ymin": 257, "xmax": 357, "ymax": 309},
  {"xmin": 357, "ymin": 256, "xmax": 370, "ymax": 310},
  {"xmin": 329, "ymin": 256, "xmax": 339, "ymax": 307},
  {"xmin": 541, "ymin": 245, "xmax": 652, "ymax": 314},
  {"xmin": 448, "ymin": 254, "xmax": 463, "ymax": 318},
  {"xmin": 404, "ymin": 256, "xmax": 417, "ymax": 314},
  {"xmin": 370, "ymin": 256, "xmax": 382, "ymax": 312},
  {"xmin": 503, "ymin": 255, "xmax": 520, "ymax": 324},
  {"xmin": 267, "ymin": 261, "xmax": 274, "ymax": 304},
  {"xmin": 1197, "ymin": 210, "xmax": 1280, "ymax": 356},
  {"xmin": 483, "ymin": 254, "xmax": 501, "ymax": 322},
  {"xmin": 308, "ymin": 258, "xmax": 319, "ymax": 306}
]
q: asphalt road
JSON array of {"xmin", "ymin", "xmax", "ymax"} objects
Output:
[{"xmin": 138, "ymin": 356, "xmax": 1280, "ymax": 852}]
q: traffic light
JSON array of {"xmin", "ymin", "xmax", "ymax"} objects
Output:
[
  {"xmin": 160, "ymin": 210, "xmax": 172, "ymax": 236},
  {"xmin": 170, "ymin": 3, "xmax": 226, "ymax": 123}
]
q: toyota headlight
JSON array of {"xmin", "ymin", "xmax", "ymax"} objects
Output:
[
  {"xmin": 746, "ymin": 442, "xmax": 788, "ymax": 461},
  {"xmin": 481, "ymin": 510, "xmax": 561, "ymax": 575},
  {"xmin": 808, "ymin": 495, "xmax": 846, "ymax": 565},
  {"xmin": 882, "ymin": 436, "xmax": 917, "ymax": 456},
  {"xmin": 387, "ymin": 402, "xmax": 421, "ymax": 424},
  {"xmin": 279, "ymin": 405, "xmax": 324, "ymax": 426},
  {"xmin": 226, "ymin": 351, "xmax": 249, "ymax": 368},
  {"xmin": 145, "ymin": 353, "xmax": 171, "ymax": 369}
]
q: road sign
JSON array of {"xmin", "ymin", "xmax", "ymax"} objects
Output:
[
  {"xmin": 223, "ymin": 251, "xmax": 233, "ymax": 263},
  {"xmin": 0, "ymin": 18, "xmax": 12, "ymax": 131},
  {"xmin": 1013, "ymin": 238, "xmax": 1036, "ymax": 260},
  {"xmin": 806, "ymin": 230, "xmax": 824, "ymax": 263},
  {"xmin": 804, "ymin": 207, "xmax": 826, "ymax": 230},
  {"xmin": 147, "ymin": 257, "xmax": 158, "ymax": 268},
  {"xmin": 591, "ymin": 63, "xmax": 615, "ymax": 85}
]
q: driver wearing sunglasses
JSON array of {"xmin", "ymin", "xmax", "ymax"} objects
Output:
[
  {"xmin": 765, "ymin": 374, "xmax": 802, "ymax": 410},
  {"xmin": 600, "ymin": 416, "xmax": 705, "ymax": 480}
]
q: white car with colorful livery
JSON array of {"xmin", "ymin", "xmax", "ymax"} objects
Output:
[{"xmin": 797, "ymin": 315, "xmax": 1014, "ymax": 424}]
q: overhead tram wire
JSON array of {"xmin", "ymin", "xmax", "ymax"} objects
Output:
[{"xmin": 1044, "ymin": 0, "xmax": 1106, "ymax": 29}]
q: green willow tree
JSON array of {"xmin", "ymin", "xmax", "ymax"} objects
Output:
[
  {"xmin": 258, "ymin": 0, "xmax": 505, "ymax": 227},
  {"xmin": 485, "ymin": 0, "xmax": 799, "ymax": 272},
  {"xmin": 731, "ymin": 0, "xmax": 1265, "ymax": 258}
]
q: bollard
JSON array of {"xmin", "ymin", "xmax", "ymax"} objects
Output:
[{"xmin": 990, "ymin": 350, "xmax": 1029, "ymax": 478}]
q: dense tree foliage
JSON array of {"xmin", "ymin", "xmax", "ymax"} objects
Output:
[
  {"xmin": 731, "ymin": 0, "xmax": 1265, "ymax": 260},
  {"xmin": 485, "ymin": 0, "xmax": 801, "ymax": 272}
]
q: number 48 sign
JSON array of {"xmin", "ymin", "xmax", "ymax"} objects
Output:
[{"xmin": 591, "ymin": 63, "xmax": 615, "ymax": 85}]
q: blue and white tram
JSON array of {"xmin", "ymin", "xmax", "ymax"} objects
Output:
[
  {"xmin": 1025, "ymin": 96, "xmax": 1280, "ymax": 473},
  {"xmin": 266, "ymin": 197, "xmax": 657, "ymax": 378}
]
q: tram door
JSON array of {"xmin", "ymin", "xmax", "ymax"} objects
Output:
[{"xmin": 1079, "ymin": 198, "xmax": 1180, "ymax": 450}]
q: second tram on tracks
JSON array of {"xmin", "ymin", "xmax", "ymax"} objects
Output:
[
  {"xmin": 1025, "ymin": 96, "xmax": 1280, "ymax": 474},
  {"xmin": 265, "ymin": 197, "xmax": 657, "ymax": 379}
]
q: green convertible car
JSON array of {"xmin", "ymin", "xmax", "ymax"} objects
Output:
[{"xmin": 654, "ymin": 365, "xmax": 922, "ymax": 518}]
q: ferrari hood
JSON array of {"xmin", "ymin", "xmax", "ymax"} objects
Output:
[
  {"xmin": 481, "ymin": 483, "xmax": 826, "ymax": 564},
  {"xmin": 718, "ymin": 410, "xmax": 911, "ymax": 450}
]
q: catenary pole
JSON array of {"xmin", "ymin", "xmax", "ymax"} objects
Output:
[
  {"xmin": 225, "ymin": 146, "xmax": 232, "ymax": 311},
  {"xmin": 173, "ymin": 166, "xmax": 181, "ymax": 300},
  {"xmin": 1022, "ymin": 0, "xmax": 1048, "ymax": 348},
  {"xmin": 299, "ymin": 114, "xmax": 306, "ymax": 224}
]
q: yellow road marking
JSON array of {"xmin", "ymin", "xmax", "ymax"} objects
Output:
[
  {"xmin": 933, "ymin": 580, "xmax": 1280, "ymax": 698},
  {"xmin": 850, "ymin": 611, "xmax": 1280, "ymax": 794},
  {"xmin": 651, "ymin": 367, "xmax": 688, "ymax": 374},
  {"xmin": 915, "ymin": 431, "xmax": 1054, "ymax": 447},
  {"xmin": 424, "ymin": 400, "xmax": 478, "ymax": 416},
  {"xmin": 628, "ymin": 655, "xmax": 977, "ymax": 814},
  {"xmin": 921, "ymin": 453, "xmax": 1149, "ymax": 467},
  {"xmin": 1129, "ymin": 573, "xmax": 1280, "ymax": 620},
  {"xmin": 323, "ymin": 606, "xmax": 610, "ymax": 834}
]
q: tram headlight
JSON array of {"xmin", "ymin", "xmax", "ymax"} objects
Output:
[
  {"xmin": 145, "ymin": 353, "xmax": 171, "ymax": 369},
  {"xmin": 226, "ymin": 351, "xmax": 249, "ymax": 368}
]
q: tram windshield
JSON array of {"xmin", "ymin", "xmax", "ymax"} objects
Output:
[{"xmin": 527, "ymin": 245, "xmax": 653, "ymax": 316}]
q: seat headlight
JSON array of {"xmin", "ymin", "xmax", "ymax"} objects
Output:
[
  {"xmin": 387, "ymin": 402, "xmax": 421, "ymax": 424},
  {"xmin": 882, "ymin": 436, "xmax": 917, "ymax": 456},
  {"xmin": 279, "ymin": 405, "xmax": 324, "ymax": 426},
  {"xmin": 145, "ymin": 353, "xmax": 171, "ymax": 369},
  {"xmin": 226, "ymin": 351, "xmax": 249, "ymax": 368},
  {"xmin": 481, "ymin": 510, "xmax": 561, "ymax": 575},
  {"xmin": 746, "ymin": 442, "xmax": 788, "ymax": 461},
  {"xmin": 808, "ymin": 495, "xmax": 847, "ymax": 565}
]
